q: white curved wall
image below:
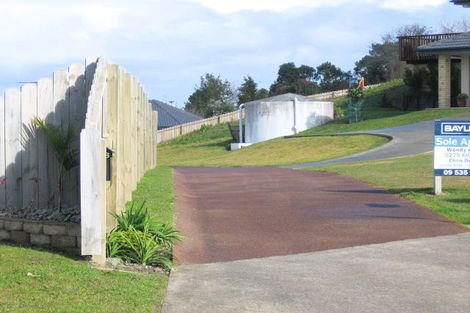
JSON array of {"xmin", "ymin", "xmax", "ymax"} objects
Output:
[{"xmin": 244, "ymin": 100, "xmax": 333, "ymax": 144}]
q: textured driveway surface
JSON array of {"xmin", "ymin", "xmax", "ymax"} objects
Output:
[
  {"xmin": 173, "ymin": 167, "xmax": 466, "ymax": 265},
  {"xmin": 287, "ymin": 112, "xmax": 470, "ymax": 169},
  {"xmin": 163, "ymin": 233, "xmax": 470, "ymax": 313}
]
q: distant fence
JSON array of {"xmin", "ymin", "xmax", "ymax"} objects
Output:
[
  {"xmin": 81, "ymin": 58, "xmax": 157, "ymax": 261},
  {"xmin": 0, "ymin": 61, "xmax": 95, "ymax": 211},
  {"xmin": 307, "ymin": 84, "xmax": 380, "ymax": 101},
  {"xmin": 156, "ymin": 110, "xmax": 240, "ymax": 143}
]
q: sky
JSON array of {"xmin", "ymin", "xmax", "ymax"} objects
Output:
[{"xmin": 0, "ymin": 0, "xmax": 469, "ymax": 107}]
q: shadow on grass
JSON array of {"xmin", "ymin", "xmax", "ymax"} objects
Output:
[
  {"xmin": 0, "ymin": 241, "xmax": 85, "ymax": 261},
  {"xmin": 390, "ymin": 187, "xmax": 434, "ymax": 195},
  {"xmin": 446, "ymin": 198, "xmax": 470, "ymax": 204},
  {"xmin": 201, "ymin": 139, "xmax": 232, "ymax": 148}
]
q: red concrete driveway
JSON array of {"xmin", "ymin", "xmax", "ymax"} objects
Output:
[{"xmin": 173, "ymin": 167, "xmax": 467, "ymax": 264}]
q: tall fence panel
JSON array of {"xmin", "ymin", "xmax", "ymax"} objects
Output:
[
  {"xmin": 80, "ymin": 58, "xmax": 158, "ymax": 262},
  {"xmin": 0, "ymin": 63, "xmax": 91, "ymax": 211}
]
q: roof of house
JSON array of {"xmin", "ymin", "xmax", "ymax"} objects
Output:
[
  {"xmin": 417, "ymin": 32, "xmax": 470, "ymax": 53},
  {"xmin": 150, "ymin": 100, "xmax": 202, "ymax": 129},
  {"xmin": 451, "ymin": 0, "xmax": 470, "ymax": 7},
  {"xmin": 244, "ymin": 93, "xmax": 311, "ymax": 105}
]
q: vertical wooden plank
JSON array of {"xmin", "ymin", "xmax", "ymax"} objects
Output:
[
  {"xmin": 53, "ymin": 69, "xmax": 70, "ymax": 130},
  {"xmin": 50, "ymin": 69, "xmax": 69, "ymax": 209},
  {"xmin": 64, "ymin": 64, "xmax": 86, "ymax": 208},
  {"xmin": 5, "ymin": 89, "xmax": 22, "ymax": 208},
  {"xmin": 153, "ymin": 111, "xmax": 158, "ymax": 167},
  {"xmin": 0, "ymin": 96, "xmax": 5, "ymax": 209},
  {"xmin": 85, "ymin": 57, "xmax": 98, "ymax": 102},
  {"xmin": 106, "ymin": 64, "xmax": 119, "ymax": 227},
  {"xmin": 116, "ymin": 67, "xmax": 126, "ymax": 214},
  {"xmin": 146, "ymin": 98, "xmax": 151, "ymax": 170},
  {"xmin": 80, "ymin": 128, "xmax": 106, "ymax": 258},
  {"xmin": 21, "ymin": 83, "xmax": 38, "ymax": 210},
  {"xmin": 140, "ymin": 90, "xmax": 145, "ymax": 177},
  {"xmin": 68, "ymin": 64, "xmax": 86, "ymax": 130},
  {"xmin": 37, "ymin": 78, "xmax": 53, "ymax": 208},
  {"xmin": 130, "ymin": 77, "xmax": 137, "ymax": 190},
  {"xmin": 122, "ymin": 72, "xmax": 132, "ymax": 201},
  {"xmin": 136, "ymin": 87, "xmax": 142, "ymax": 180}
]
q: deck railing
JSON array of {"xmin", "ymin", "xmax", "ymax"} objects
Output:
[{"xmin": 398, "ymin": 33, "xmax": 460, "ymax": 64}]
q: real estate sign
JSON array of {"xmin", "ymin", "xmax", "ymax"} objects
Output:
[{"xmin": 434, "ymin": 120, "xmax": 470, "ymax": 176}]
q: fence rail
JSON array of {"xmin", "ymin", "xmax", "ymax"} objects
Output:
[{"xmin": 398, "ymin": 33, "xmax": 460, "ymax": 64}]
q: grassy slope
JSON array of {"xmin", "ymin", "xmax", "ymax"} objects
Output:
[
  {"xmin": 301, "ymin": 108, "xmax": 470, "ymax": 135},
  {"xmin": 159, "ymin": 124, "xmax": 388, "ymax": 167},
  {"xmin": 0, "ymin": 167, "xmax": 175, "ymax": 313},
  {"xmin": 311, "ymin": 153, "xmax": 470, "ymax": 227}
]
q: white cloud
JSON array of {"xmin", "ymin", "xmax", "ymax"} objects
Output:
[
  {"xmin": 188, "ymin": 0, "xmax": 447, "ymax": 14},
  {"xmin": 379, "ymin": 0, "xmax": 446, "ymax": 12},
  {"xmin": 187, "ymin": 0, "xmax": 347, "ymax": 14}
]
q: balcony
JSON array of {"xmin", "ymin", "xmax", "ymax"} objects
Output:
[{"xmin": 398, "ymin": 33, "xmax": 460, "ymax": 64}]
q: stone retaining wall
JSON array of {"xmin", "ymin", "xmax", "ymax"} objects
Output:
[{"xmin": 0, "ymin": 217, "xmax": 81, "ymax": 255}]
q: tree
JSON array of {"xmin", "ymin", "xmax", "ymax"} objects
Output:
[
  {"xmin": 256, "ymin": 88, "xmax": 269, "ymax": 99},
  {"xmin": 185, "ymin": 74, "xmax": 236, "ymax": 118},
  {"xmin": 238, "ymin": 76, "xmax": 258, "ymax": 104},
  {"xmin": 314, "ymin": 62, "xmax": 351, "ymax": 92},
  {"xmin": 440, "ymin": 18, "xmax": 470, "ymax": 33},
  {"xmin": 354, "ymin": 24, "xmax": 430, "ymax": 84},
  {"xmin": 269, "ymin": 62, "xmax": 319, "ymax": 96},
  {"xmin": 403, "ymin": 67, "xmax": 427, "ymax": 109},
  {"xmin": 237, "ymin": 76, "xmax": 270, "ymax": 104}
]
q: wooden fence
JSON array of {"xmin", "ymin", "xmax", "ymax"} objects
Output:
[
  {"xmin": 0, "ymin": 61, "xmax": 95, "ymax": 211},
  {"xmin": 156, "ymin": 110, "xmax": 240, "ymax": 143},
  {"xmin": 307, "ymin": 84, "xmax": 380, "ymax": 101},
  {"xmin": 80, "ymin": 58, "xmax": 157, "ymax": 262}
]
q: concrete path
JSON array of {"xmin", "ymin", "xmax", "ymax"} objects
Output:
[
  {"xmin": 287, "ymin": 113, "xmax": 470, "ymax": 169},
  {"xmin": 173, "ymin": 167, "xmax": 466, "ymax": 265},
  {"xmin": 163, "ymin": 233, "xmax": 470, "ymax": 313}
]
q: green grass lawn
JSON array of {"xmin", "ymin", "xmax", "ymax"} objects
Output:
[
  {"xmin": 132, "ymin": 166, "xmax": 174, "ymax": 226},
  {"xmin": 300, "ymin": 108, "xmax": 470, "ymax": 135},
  {"xmin": 0, "ymin": 245, "xmax": 167, "ymax": 313},
  {"xmin": 310, "ymin": 153, "xmax": 470, "ymax": 227},
  {"xmin": 0, "ymin": 166, "xmax": 175, "ymax": 313},
  {"xmin": 158, "ymin": 124, "xmax": 388, "ymax": 167}
]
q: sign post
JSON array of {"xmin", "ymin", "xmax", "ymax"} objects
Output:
[{"xmin": 434, "ymin": 120, "xmax": 470, "ymax": 195}]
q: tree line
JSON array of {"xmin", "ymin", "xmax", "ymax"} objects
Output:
[{"xmin": 185, "ymin": 22, "xmax": 469, "ymax": 118}]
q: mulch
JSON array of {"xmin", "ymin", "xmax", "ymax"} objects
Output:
[{"xmin": 173, "ymin": 167, "xmax": 468, "ymax": 264}]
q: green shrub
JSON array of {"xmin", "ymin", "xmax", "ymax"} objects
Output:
[
  {"xmin": 107, "ymin": 226, "xmax": 173, "ymax": 268},
  {"xmin": 334, "ymin": 80, "xmax": 407, "ymax": 119},
  {"xmin": 107, "ymin": 201, "xmax": 182, "ymax": 269}
]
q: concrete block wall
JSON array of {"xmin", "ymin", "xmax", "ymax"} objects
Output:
[{"xmin": 0, "ymin": 217, "xmax": 81, "ymax": 255}]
